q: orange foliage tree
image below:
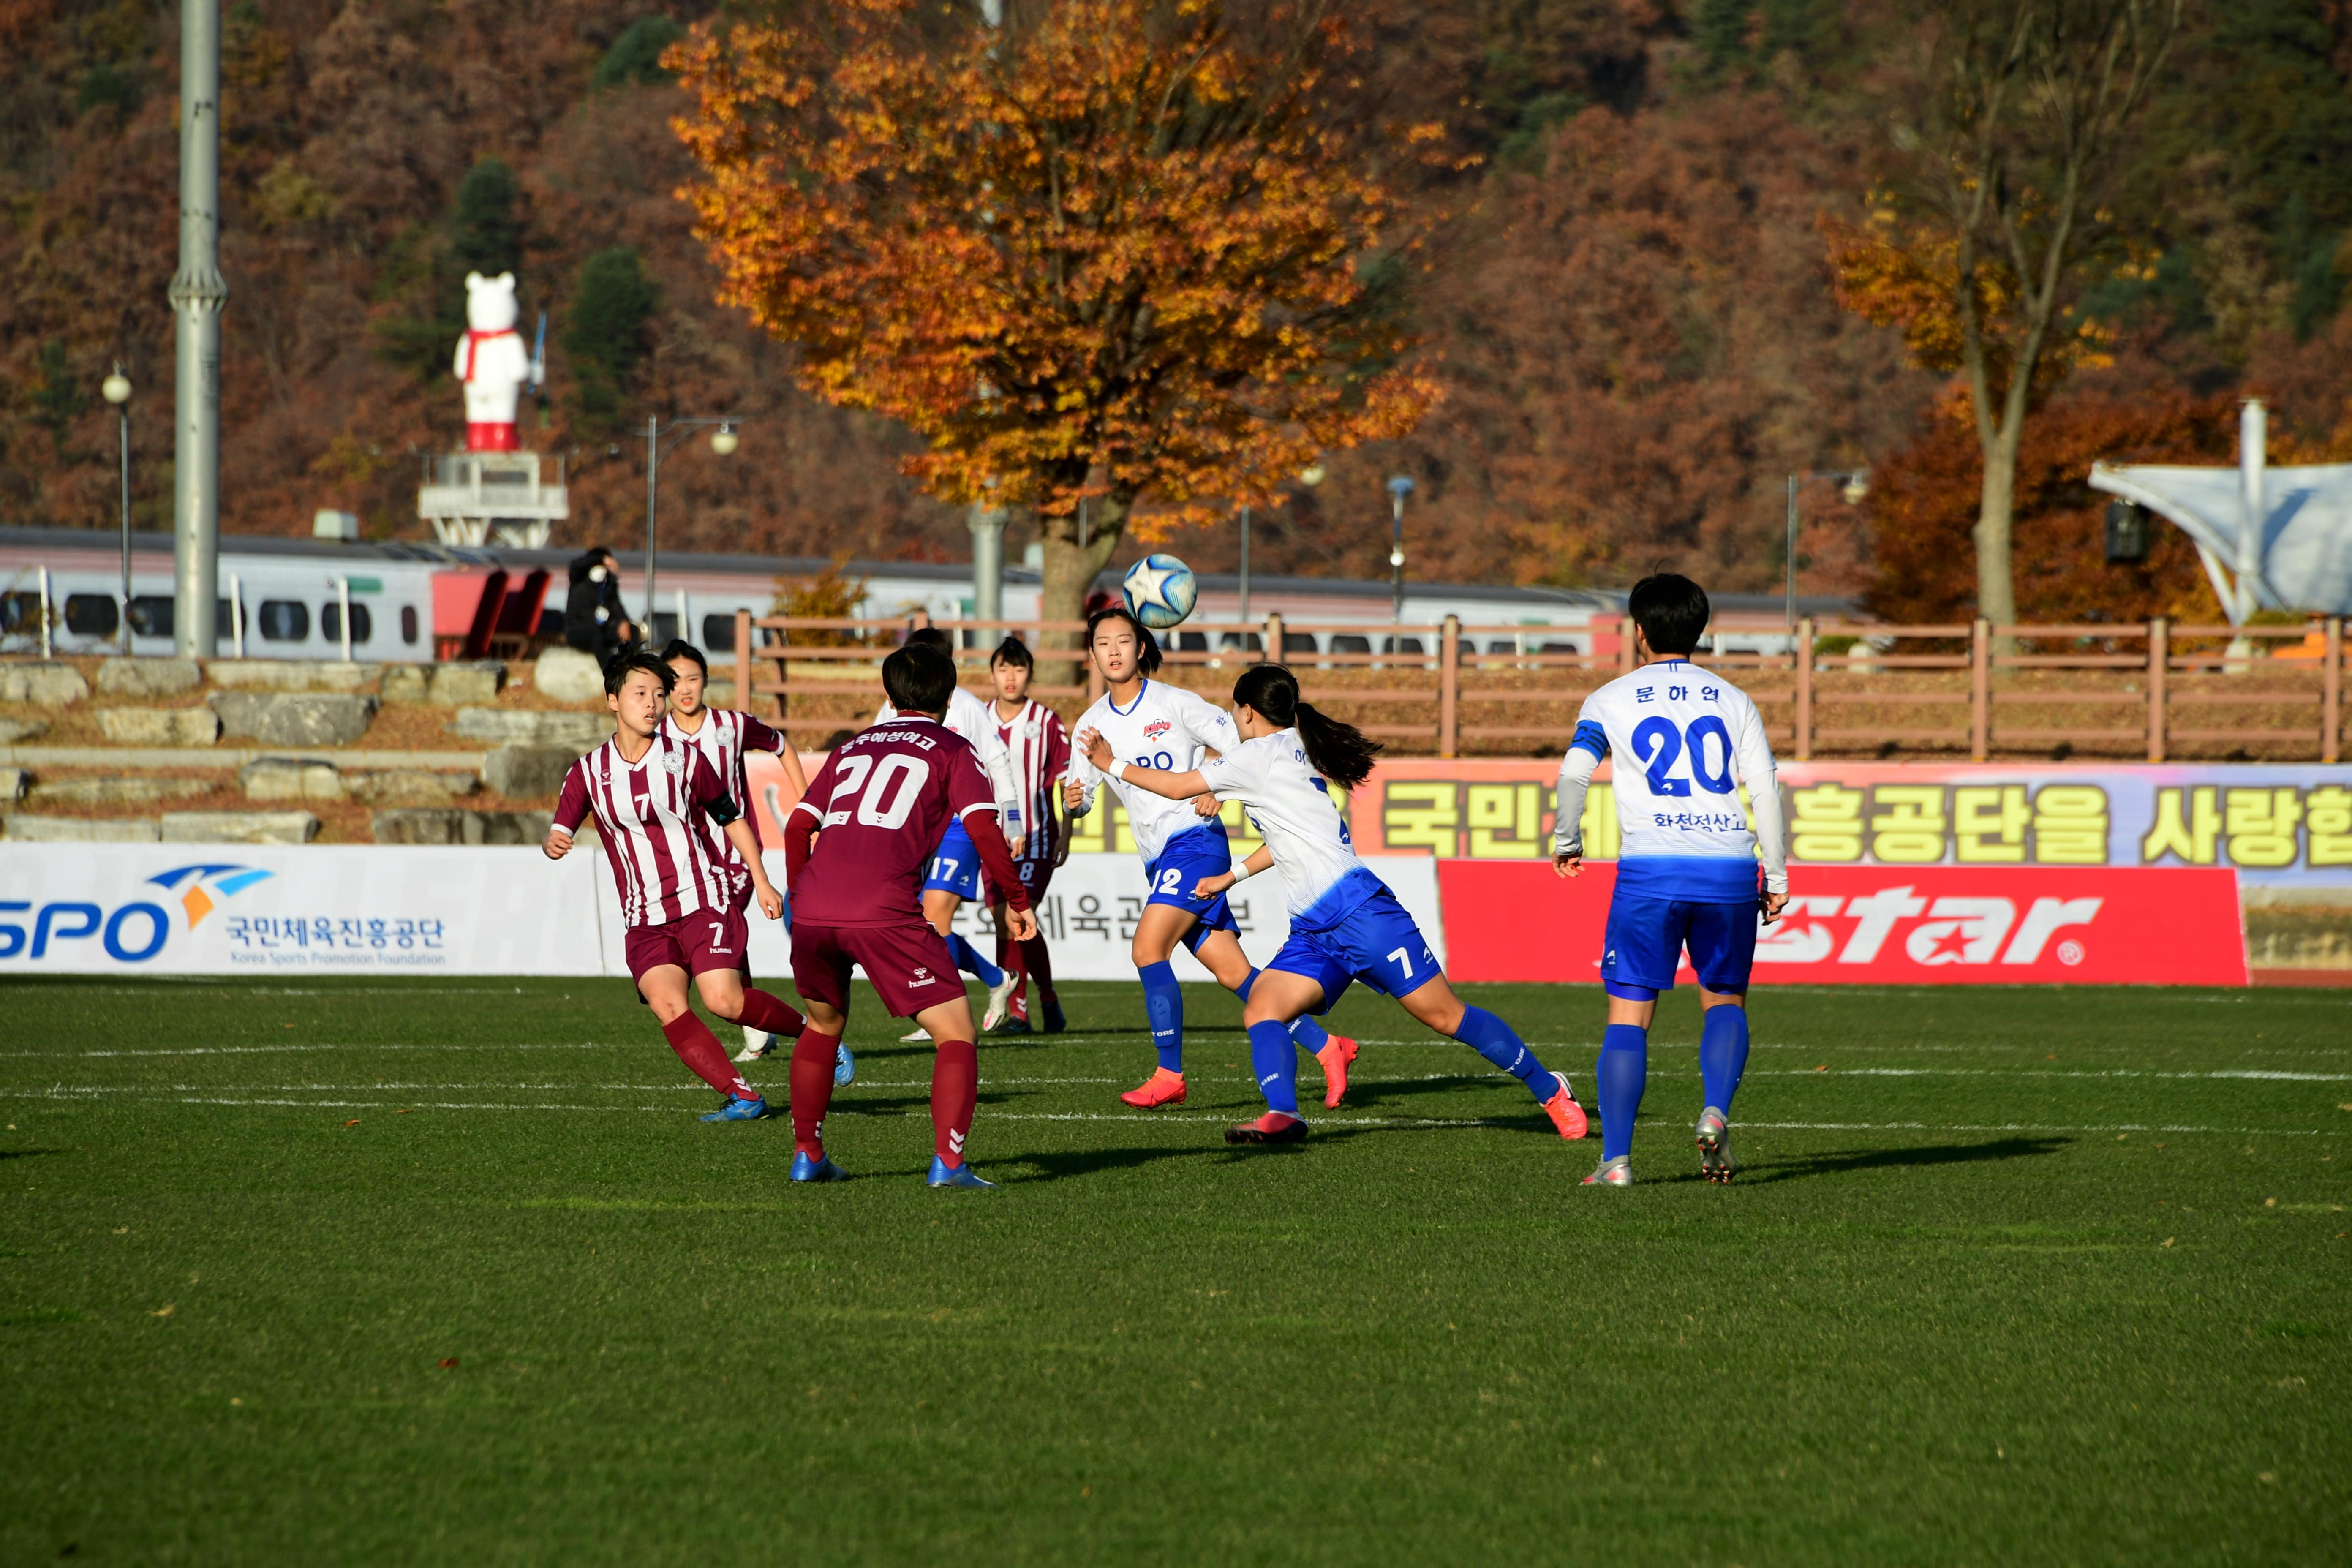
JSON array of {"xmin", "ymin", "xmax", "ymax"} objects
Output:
[
  {"xmin": 669, "ymin": 0, "xmax": 1441, "ymax": 647},
  {"xmin": 1867, "ymin": 384, "xmax": 2228, "ymax": 625},
  {"xmin": 1825, "ymin": 0, "xmax": 2179, "ymax": 633}
]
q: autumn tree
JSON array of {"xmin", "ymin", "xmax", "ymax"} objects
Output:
[
  {"xmin": 669, "ymin": 0, "xmax": 1440, "ymax": 651},
  {"xmin": 1825, "ymin": 0, "xmax": 2179, "ymax": 632}
]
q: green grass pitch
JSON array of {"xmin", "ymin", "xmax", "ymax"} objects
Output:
[{"xmin": 2, "ymin": 976, "xmax": 2347, "ymax": 1564}]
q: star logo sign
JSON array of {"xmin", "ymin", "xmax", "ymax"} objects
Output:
[{"xmin": 144, "ymin": 863, "xmax": 274, "ymax": 930}]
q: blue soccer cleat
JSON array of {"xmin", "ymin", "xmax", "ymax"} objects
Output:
[
  {"xmin": 834, "ymin": 1041, "xmax": 855, "ymax": 1087},
  {"xmin": 927, "ymin": 1157, "xmax": 996, "ymax": 1190},
  {"xmin": 790, "ymin": 1150, "xmax": 848, "ymax": 1183},
  {"xmin": 700, "ymin": 1094, "xmax": 767, "ymax": 1122}
]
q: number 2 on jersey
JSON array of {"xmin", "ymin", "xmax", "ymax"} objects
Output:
[{"xmin": 1630, "ymin": 715, "xmax": 1735, "ymax": 797}]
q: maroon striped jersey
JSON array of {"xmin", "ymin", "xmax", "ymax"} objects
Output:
[
  {"xmin": 993, "ymin": 697, "xmax": 1071, "ymax": 871},
  {"xmin": 553, "ymin": 730, "xmax": 747, "ymax": 928},
  {"xmin": 789, "ymin": 716, "xmax": 997, "ymax": 928},
  {"xmin": 661, "ymin": 707, "xmax": 789, "ymax": 858}
]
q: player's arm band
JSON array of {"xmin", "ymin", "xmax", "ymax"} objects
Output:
[{"xmin": 705, "ymin": 795, "xmax": 741, "ymax": 827}]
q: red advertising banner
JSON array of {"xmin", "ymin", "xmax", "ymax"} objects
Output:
[{"xmin": 1440, "ymin": 861, "xmax": 2249, "ymax": 988}]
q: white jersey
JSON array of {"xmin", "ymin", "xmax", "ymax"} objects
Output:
[
  {"xmin": 1066, "ymin": 679, "xmax": 1238, "ymax": 864},
  {"xmin": 1197, "ymin": 729, "xmax": 1386, "ymax": 931},
  {"xmin": 877, "ymin": 686, "xmax": 1020, "ymax": 826},
  {"xmin": 1553, "ymin": 657, "xmax": 1788, "ymax": 899}
]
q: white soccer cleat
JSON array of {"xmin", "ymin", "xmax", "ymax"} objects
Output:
[
  {"xmin": 734, "ymin": 1028, "xmax": 775, "ymax": 1062},
  {"xmin": 1695, "ymin": 1106, "xmax": 1737, "ymax": 1184},
  {"xmin": 901, "ymin": 1025, "xmax": 933, "ymax": 1043},
  {"xmin": 981, "ymin": 971, "xmax": 1018, "ymax": 1033}
]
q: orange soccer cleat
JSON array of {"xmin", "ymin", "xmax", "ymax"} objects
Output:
[
  {"xmin": 1315, "ymin": 1034, "xmax": 1360, "ymax": 1109},
  {"xmin": 1225, "ymin": 1111, "xmax": 1309, "ymax": 1146},
  {"xmin": 1541, "ymin": 1072, "xmax": 1590, "ymax": 1140},
  {"xmin": 1119, "ymin": 1067, "xmax": 1187, "ymax": 1108}
]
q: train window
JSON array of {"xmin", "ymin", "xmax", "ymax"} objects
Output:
[
  {"xmin": 65, "ymin": 594, "xmax": 119, "ymax": 637},
  {"xmin": 2, "ymin": 591, "xmax": 43, "ymax": 634},
  {"xmin": 701, "ymin": 614, "xmax": 735, "ymax": 652},
  {"xmin": 216, "ymin": 599, "xmax": 239, "ymax": 640},
  {"xmin": 1328, "ymin": 634, "xmax": 1372, "ymax": 656},
  {"xmin": 1217, "ymin": 632, "xmax": 1263, "ymax": 653},
  {"xmin": 129, "ymin": 596, "xmax": 173, "ymax": 637},
  {"xmin": 1174, "ymin": 630, "xmax": 1208, "ymax": 652},
  {"xmin": 400, "ymin": 605, "xmax": 419, "ymax": 645},
  {"xmin": 259, "ymin": 600, "xmax": 309, "ymax": 642},
  {"xmin": 321, "ymin": 602, "xmax": 373, "ymax": 645},
  {"xmin": 1279, "ymin": 632, "xmax": 1318, "ymax": 656},
  {"xmin": 650, "ymin": 612, "xmax": 679, "ymax": 646},
  {"xmin": 1380, "ymin": 637, "xmax": 1425, "ymax": 656}
]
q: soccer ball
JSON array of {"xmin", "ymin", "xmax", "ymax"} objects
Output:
[{"xmin": 1121, "ymin": 553, "xmax": 1198, "ymax": 629}]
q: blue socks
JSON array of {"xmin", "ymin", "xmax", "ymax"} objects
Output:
[
  {"xmin": 1598, "ymin": 1023, "xmax": 1648, "ymax": 1160},
  {"xmin": 1140, "ymin": 961, "xmax": 1183, "ymax": 1073},
  {"xmin": 1455, "ymin": 1005, "xmax": 1555, "ymax": 1102},
  {"xmin": 1700, "ymin": 1004, "xmax": 1750, "ymax": 1113},
  {"xmin": 1236, "ymin": 966, "xmax": 1330, "ymax": 1053},
  {"xmin": 1246, "ymin": 1020, "xmax": 1301, "ymax": 1115},
  {"xmin": 947, "ymin": 932, "xmax": 1003, "ymax": 989}
]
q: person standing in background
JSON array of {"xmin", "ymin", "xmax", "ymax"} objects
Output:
[
  {"xmin": 565, "ymin": 546, "xmax": 636, "ymax": 660},
  {"xmin": 984, "ymin": 636, "xmax": 1071, "ymax": 1034}
]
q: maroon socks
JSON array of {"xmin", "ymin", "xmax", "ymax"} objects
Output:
[
  {"xmin": 736, "ymin": 987, "xmax": 806, "ymax": 1039},
  {"xmin": 790, "ymin": 1026, "xmax": 840, "ymax": 1159},
  {"xmin": 931, "ymin": 1036, "xmax": 978, "ymax": 1167},
  {"xmin": 661, "ymin": 1013, "xmax": 756, "ymax": 1100}
]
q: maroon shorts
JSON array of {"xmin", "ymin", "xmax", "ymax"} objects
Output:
[
  {"xmin": 984, "ymin": 857, "xmax": 1054, "ymax": 906},
  {"xmin": 624, "ymin": 904, "xmax": 750, "ymax": 983},
  {"xmin": 791, "ymin": 919, "xmax": 961, "ymax": 1018}
]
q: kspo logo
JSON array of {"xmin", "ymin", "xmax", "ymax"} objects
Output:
[
  {"xmin": 1756, "ymin": 887, "xmax": 2102, "ymax": 967},
  {"xmin": 0, "ymin": 863, "xmax": 274, "ymax": 964}
]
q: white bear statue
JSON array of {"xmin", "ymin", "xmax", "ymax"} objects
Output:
[{"xmin": 452, "ymin": 271, "xmax": 540, "ymax": 452}]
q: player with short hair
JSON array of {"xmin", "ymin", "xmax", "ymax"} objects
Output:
[
  {"xmin": 1552, "ymin": 572, "xmax": 1790, "ymax": 1186},
  {"xmin": 1063, "ymin": 608, "xmax": 1358, "ymax": 1111},
  {"xmin": 654, "ymin": 639, "xmax": 848, "ymax": 1083},
  {"xmin": 1081, "ymin": 663, "xmax": 1585, "ymax": 1145},
  {"xmin": 779, "ymin": 640, "xmax": 1039, "ymax": 1188},
  {"xmin": 876, "ymin": 626, "xmax": 1025, "ymax": 1037},
  {"xmin": 983, "ymin": 636, "xmax": 1071, "ymax": 1034},
  {"xmin": 542, "ymin": 650, "xmax": 802, "ymax": 1121}
]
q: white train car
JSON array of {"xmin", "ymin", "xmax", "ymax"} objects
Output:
[{"xmin": 0, "ymin": 528, "xmax": 444, "ymax": 662}]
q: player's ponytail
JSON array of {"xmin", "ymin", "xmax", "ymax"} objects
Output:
[{"xmin": 1230, "ymin": 664, "xmax": 1382, "ymax": 791}]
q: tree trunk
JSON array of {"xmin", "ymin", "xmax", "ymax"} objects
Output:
[
  {"xmin": 1037, "ymin": 493, "xmax": 1127, "ymax": 689},
  {"xmin": 1972, "ymin": 419, "xmax": 2021, "ymax": 633}
]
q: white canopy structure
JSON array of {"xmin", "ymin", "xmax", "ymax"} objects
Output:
[{"xmin": 2090, "ymin": 400, "xmax": 2352, "ymax": 622}]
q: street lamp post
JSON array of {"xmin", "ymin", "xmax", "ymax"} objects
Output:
[
  {"xmin": 103, "ymin": 364, "xmax": 132, "ymax": 654},
  {"xmin": 643, "ymin": 415, "xmax": 741, "ymax": 634},
  {"xmin": 1385, "ymin": 475, "xmax": 1415, "ymax": 624},
  {"xmin": 1784, "ymin": 470, "xmax": 1870, "ymax": 628}
]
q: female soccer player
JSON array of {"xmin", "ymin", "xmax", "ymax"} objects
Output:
[
  {"xmin": 876, "ymin": 626, "xmax": 1024, "ymax": 1038},
  {"xmin": 779, "ymin": 641, "xmax": 1039, "ymax": 1188},
  {"xmin": 656, "ymin": 639, "xmax": 845, "ymax": 1079},
  {"xmin": 542, "ymin": 651, "xmax": 806, "ymax": 1121},
  {"xmin": 984, "ymin": 636, "xmax": 1070, "ymax": 1034},
  {"xmin": 1077, "ymin": 664, "xmax": 1588, "ymax": 1147},
  {"xmin": 1063, "ymin": 609, "xmax": 1358, "ymax": 1111}
]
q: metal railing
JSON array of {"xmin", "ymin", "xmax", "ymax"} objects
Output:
[{"xmin": 727, "ymin": 610, "xmax": 2347, "ymax": 763}]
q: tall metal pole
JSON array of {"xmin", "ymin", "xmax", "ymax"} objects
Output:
[
  {"xmin": 969, "ymin": 503, "xmax": 1005, "ymax": 631},
  {"xmin": 170, "ymin": 0, "xmax": 227, "ymax": 659},
  {"xmin": 117, "ymin": 403, "xmax": 132, "ymax": 654},
  {"xmin": 1385, "ymin": 476, "xmax": 1413, "ymax": 625},
  {"xmin": 2238, "ymin": 399, "xmax": 2267, "ymax": 625},
  {"xmin": 644, "ymin": 414, "xmax": 659, "ymax": 625},
  {"xmin": 1785, "ymin": 473, "xmax": 1799, "ymax": 629},
  {"xmin": 1237, "ymin": 505, "xmax": 1251, "ymax": 625}
]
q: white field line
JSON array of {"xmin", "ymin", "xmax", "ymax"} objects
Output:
[{"xmin": 0, "ymin": 1087, "xmax": 2336, "ymax": 1139}]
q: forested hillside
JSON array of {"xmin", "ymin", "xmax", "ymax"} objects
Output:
[{"xmin": 3, "ymin": 0, "xmax": 2349, "ymax": 615}]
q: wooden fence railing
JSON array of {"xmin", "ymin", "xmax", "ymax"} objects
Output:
[{"xmin": 730, "ymin": 610, "xmax": 2346, "ymax": 763}]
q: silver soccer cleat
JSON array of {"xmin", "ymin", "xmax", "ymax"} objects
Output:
[
  {"xmin": 735, "ymin": 1028, "xmax": 776, "ymax": 1063},
  {"xmin": 1582, "ymin": 1154, "xmax": 1633, "ymax": 1187},
  {"xmin": 1695, "ymin": 1106, "xmax": 1737, "ymax": 1184}
]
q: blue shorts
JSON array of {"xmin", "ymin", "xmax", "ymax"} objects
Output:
[
  {"xmin": 923, "ymin": 816, "xmax": 983, "ymax": 902},
  {"xmin": 1600, "ymin": 893, "xmax": 1759, "ymax": 1000},
  {"xmin": 1265, "ymin": 885, "xmax": 1437, "ymax": 1014},
  {"xmin": 1144, "ymin": 828, "xmax": 1240, "ymax": 954}
]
